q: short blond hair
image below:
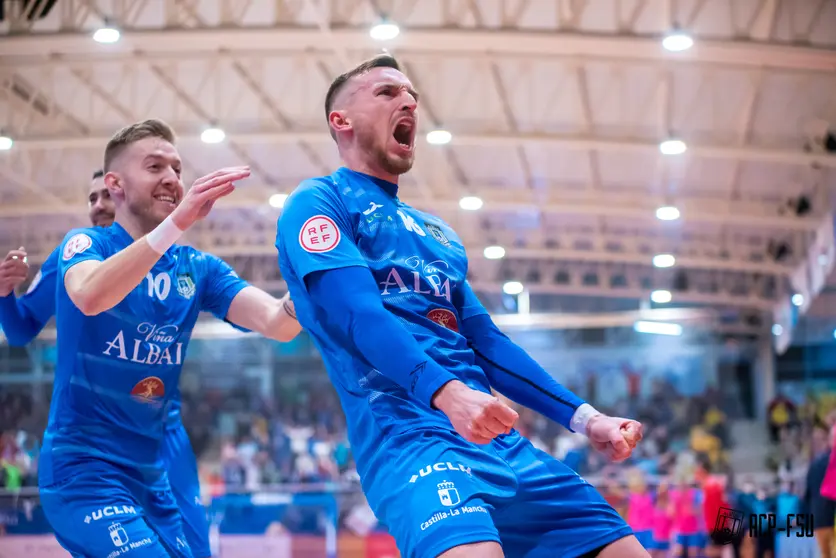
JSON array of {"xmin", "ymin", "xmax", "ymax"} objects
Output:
[{"xmin": 104, "ymin": 119, "xmax": 176, "ymax": 171}]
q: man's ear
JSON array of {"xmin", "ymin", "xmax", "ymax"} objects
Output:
[
  {"xmin": 328, "ymin": 110, "xmax": 352, "ymax": 135},
  {"xmin": 104, "ymin": 171, "xmax": 124, "ymax": 200}
]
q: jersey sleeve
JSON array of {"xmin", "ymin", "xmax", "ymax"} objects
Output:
[
  {"xmin": 277, "ymin": 180, "xmax": 366, "ymax": 285},
  {"xmin": 199, "ymin": 253, "xmax": 251, "ymax": 321},
  {"xmin": 0, "ymin": 246, "xmax": 60, "ymax": 344},
  {"xmin": 455, "ymin": 280, "xmax": 489, "ymax": 320},
  {"xmin": 57, "ymin": 228, "xmax": 108, "ymax": 281}
]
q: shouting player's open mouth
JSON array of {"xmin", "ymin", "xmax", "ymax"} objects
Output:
[{"xmin": 392, "ymin": 117, "xmax": 416, "ymax": 156}]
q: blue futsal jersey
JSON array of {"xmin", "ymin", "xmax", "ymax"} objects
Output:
[
  {"xmin": 40, "ymin": 222, "xmax": 248, "ymax": 488},
  {"xmin": 0, "ymin": 242, "xmax": 185, "ymax": 431},
  {"xmin": 279, "ymin": 168, "xmax": 633, "ymax": 558},
  {"xmin": 277, "ymin": 167, "xmax": 490, "ymax": 473}
]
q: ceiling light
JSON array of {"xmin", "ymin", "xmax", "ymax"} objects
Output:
[
  {"xmin": 269, "ymin": 194, "xmax": 288, "ymax": 209},
  {"xmin": 426, "ymin": 130, "xmax": 452, "ymax": 145},
  {"xmin": 656, "ymin": 206, "xmax": 680, "ymax": 221},
  {"xmin": 772, "ymin": 324, "xmax": 783, "ymax": 336},
  {"xmin": 459, "ymin": 196, "xmax": 483, "ymax": 211},
  {"xmin": 634, "ymin": 321, "xmax": 682, "ymax": 336},
  {"xmin": 0, "ymin": 136, "xmax": 12, "ymax": 151},
  {"xmin": 832, "ymin": 328, "xmax": 836, "ymax": 340},
  {"xmin": 370, "ymin": 21, "xmax": 400, "ymax": 41},
  {"xmin": 483, "ymin": 246, "xmax": 506, "ymax": 260},
  {"xmin": 93, "ymin": 26, "xmax": 121, "ymax": 44},
  {"xmin": 791, "ymin": 294, "xmax": 804, "ymax": 307},
  {"xmin": 659, "ymin": 139, "xmax": 687, "ymax": 155},
  {"xmin": 653, "ymin": 254, "xmax": 676, "ymax": 268},
  {"xmin": 662, "ymin": 32, "xmax": 694, "ymax": 52},
  {"xmin": 503, "ymin": 281, "xmax": 524, "ymax": 295},
  {"xmin": 651, "ymin": 289, "xmax": 672, "ymax": 303},
  {"xmin": 201, "ymin": 127, "xmax": 225, "ymax": 144}
]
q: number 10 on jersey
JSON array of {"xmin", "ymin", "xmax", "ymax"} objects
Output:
[{"xmin": 146, "ymin": 272, "xmax": 171, "ymax": 301}]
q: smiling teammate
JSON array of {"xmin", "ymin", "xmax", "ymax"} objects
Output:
[
  {"xmin": 23, "ymin": 119, "xmax": 302, "ymax": 557},
  {"xmin": 277, "ymin": 54, "xmax": 649, "ymax": 558},
  {"xmin": 0, "ymin": 172, "xmax": 216, "ymax": 556}
]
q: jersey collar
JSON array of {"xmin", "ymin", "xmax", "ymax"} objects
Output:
[
  {"xmin": 110, "ymin": 222, "xmax": 135, "ymax": 247},
  {"xmin": 338, "ymin": 167, "xmax": 399, "ymax": 199}
]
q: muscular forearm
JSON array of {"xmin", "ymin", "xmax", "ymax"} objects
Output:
[
  {"xmin": 461, "ymin": 313, "xmax": 589, "ymax": 430},
  {"xmin": 225, "ymin": 287, "xmax": 301, "ymax": 342},
  {"xmin": 307, "ymin": 267, "xmax": 457, "ymax": 406},
  {"xmin": 0, "ymin": 295, "xmax": 45, "ymax": 345}
]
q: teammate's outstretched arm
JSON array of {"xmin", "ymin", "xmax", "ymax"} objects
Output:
[
  {"xmin": 0, "ymin": 247, "xmax": 58, "ymax": 345},
  {"xmin": 65, "ymin": 167, "xmax": 248, "ymax": 316},
  {"xmin": 455, "ymin": 281, "xmax": 643, "ymax": 462},
  {"xmin": 224, "ymin": 288, "xmax": 301, "ymax": 342}
]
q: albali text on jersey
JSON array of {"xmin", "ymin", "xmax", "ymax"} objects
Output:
[
  {"xmin": 0, "ymin": 242, "xmax": 190, "ymax": 432},
  {"xmin": 39, "ymin": 223, "xmax": 248, "ymax": 486}
]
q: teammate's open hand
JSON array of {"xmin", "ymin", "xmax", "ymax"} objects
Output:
[
  {"xmin": 586, "ymin": 415, "xmax": 643, "ymax": 462},
  {"xmin": 170, "ymin": 166, "xmax": 251, "ymax": 229},
  {"xmin": 433, "ymin": 380, "xmax": 519, "ymax": 444},
  {"xmin": 0, "ymin": 248, "xmax": 29, "ymax": 297}
]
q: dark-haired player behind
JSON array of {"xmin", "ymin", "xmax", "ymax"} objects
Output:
[
  {"xmin": 278, "ymin": 54, "xmax": 648, "ymax": 558},
  {"xmin": 30, "ymin": 119, "xmax": 301, "ymax": 557}
]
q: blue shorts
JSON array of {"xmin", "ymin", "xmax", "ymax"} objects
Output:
[
  {"xmin": 364, "ymin": 429, "xmax": 633, "ymax": 558},
  {"xmin": 676, "ymin": 532, "xmax": 707, "ymax": 548},
  {"xmin": 40, "ymin": 457, "xmax": 192, "ymax": 558},
  {"xmin": 163, "ymin": 424, "xmax": 211, "ymax": 558},
  {"xmin": 649, "ymin": 539, "xmax": 670, "ymax": 550},
  {"xmin": 633, "ymin": 529, "xmax": 653, "ymax": 548}
]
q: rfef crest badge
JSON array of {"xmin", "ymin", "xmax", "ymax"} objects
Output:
[
  {"xmin": 424, "ymin": 222, "xmax": 451, "ymax": 247},
  {"xmin": 177, "ymin": 273, "xmax": 196, "ymax": 299}
]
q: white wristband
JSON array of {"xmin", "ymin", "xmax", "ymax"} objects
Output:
[
  {"xmin": 569, "ymin": 403, "xmax": 601, "ymax": 435},
  {"xmin": 145, "ymin": 216, "xmax": 184, "ymax": 255}
]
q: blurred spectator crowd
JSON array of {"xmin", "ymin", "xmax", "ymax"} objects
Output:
[{"xmin": 3, "ymin": 369, "xmax": 836, "ymax": 503}]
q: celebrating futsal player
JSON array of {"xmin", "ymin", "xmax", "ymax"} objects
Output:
[
  {"xmin": 277, "ymin": 54, "xmax": 649, "ymax": 558},
  {"xmin": 0, "ymin": 169, "xmax": 216, "ymax": 557},
  {"xmin": 28, "ymin": 119, "xmax": 301, "ymax": 557}
]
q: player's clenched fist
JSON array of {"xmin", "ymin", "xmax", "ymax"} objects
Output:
[
  {"xmin": 0, "ymin": 248, "xmax": 29, "ymax": 297},
  {"xmin": 433, "ymin": 380, "xmax": 519, "ymax": 444},
  {"xmin": 586, "ymin": 414, "xmax": 643, "ymax": 462},
  {"xmin": 170, "ymin": 166, "xmax": 251, "ymax": 230}
]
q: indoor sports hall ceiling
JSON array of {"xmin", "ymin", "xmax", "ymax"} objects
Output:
[{"xmin": 0, "ymin": 0, "xmax": 834, "ymax": 346}]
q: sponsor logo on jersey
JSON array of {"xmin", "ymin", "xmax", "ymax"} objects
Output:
[
  {"xmin": 102, "ymin": 322, "xmax": 183, "ymax": 366},
  {"xmin": 424, "ymin": 222, "xmax": 451, "ymax": 247},
  {"xmin": 84, "ymin": 505, "xmax": 137, "ymax": 524},
  {"xmin": 380, "ymin": 257, "xmax": 453, "ymax": 301},
  {"xmin": 427, "ymin": 308, "xmax": 459, "ymax": 332},
  {"xmin": 397, "ymin": 210, "xmax": 426, "ymax": 236},
  {"xmin": 409, "ymin": 461, "xmax": 472, "ymax": 483},
  {"xmin": 62, "ymin": 233, "xmax": 93, "ymax": 261},
  {"xmin": 108, "ymin": 523, "xmax": 129, "ymax": 547},
  {"xmin": 176, "ymin": 273, "xmax": 196, "ymax": 299},
  {"xmin": 362, "ymin": 202, "xmax": 384, "ymax": 215},
  {"xmin": 299, "ymin": 215, "xmax": 340, "ymax": 253},
  {"xmin": 131, "ymin": 376, "xmax": 165, "ymax": 402}
]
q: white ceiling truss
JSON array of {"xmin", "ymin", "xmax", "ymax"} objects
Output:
[{"xmin": 0, "ymin": 0, "xmax": 835, "ymax": 342}]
